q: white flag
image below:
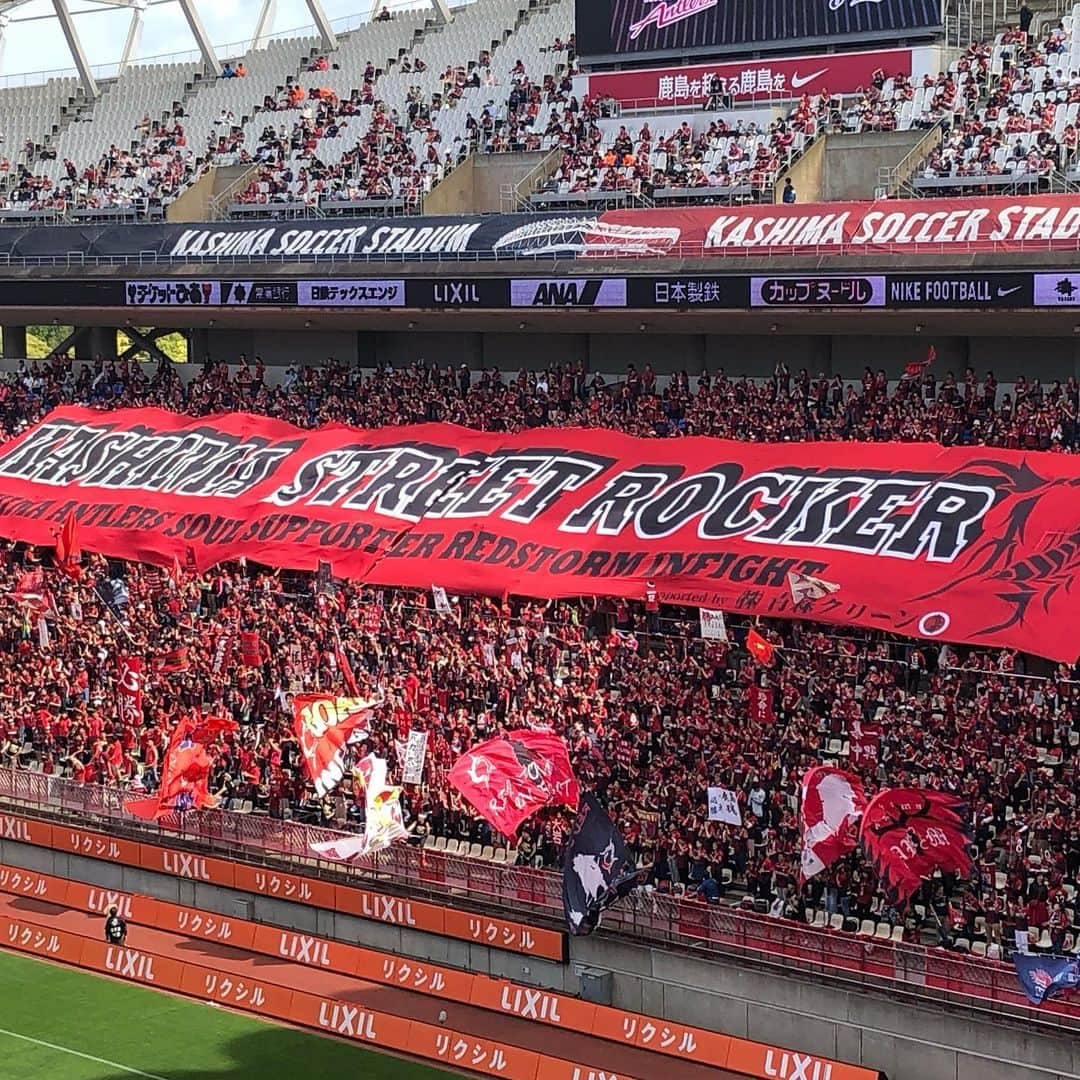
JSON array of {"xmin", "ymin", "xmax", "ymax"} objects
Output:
[
  {"xmin": 788, "ymin": 571, "xmax": 840, "ymax": 606},
  {"xmin": 402, "ymin": 729, "xmax": 428, "ymax": 785},
  {"xmin": 37, "ymin": 616, "xmax": 49, "ymax": 650},
  {"xmin": 699, "ymin": 608, "xmax": 728, "ymax": 641},
  {"xmin": 310, "ymin": 753, "xmax": 408, "ymax": 862},
  {"xmin": 432, "ymin": 585, "xmax": 453, "ymax": 616},
  {"xmin": 707, "ymin": 786, "xmax": 743, "ymax": 825}
]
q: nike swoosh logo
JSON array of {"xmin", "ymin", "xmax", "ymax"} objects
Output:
[
  {"xmin": 997, "ymin": 285, "xmax": 1023, "ymax": 297},
  {"xmin": 791, "ymin": 68, "xmax": 828, "ymax": 89}
]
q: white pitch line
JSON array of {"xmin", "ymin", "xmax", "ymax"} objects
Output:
[{"xmin": 0, "ymin": 1025, "xmax": 170, "ymax": 1080}]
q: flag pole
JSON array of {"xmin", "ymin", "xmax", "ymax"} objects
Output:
[{"xmin": 97, "ymin": 585, "xmax": 136, "ymax": 646}]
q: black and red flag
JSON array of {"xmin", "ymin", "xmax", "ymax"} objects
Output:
[
  {"xmin": 903, "ymin": 345, "xmax": 936, "ymax": 379},
  {"xmin": 448, "ymin": 731, "xmax": 579, "ymax": 838},
  {"xmin": 859, "ymin": 788, "xmax": 973, "ymax": 904},
  {"xmin": 562, "ymin": 793, "xmax": 639, "ymax": 936}
]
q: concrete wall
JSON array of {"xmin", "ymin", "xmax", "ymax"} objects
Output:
[
  {"xmin": 3, "ymin": 837, "xmax": 1074, "ymax": 1080},
  {"xmin": 777, "ymin": 133, "xmax": 826, "ymax": 206},
  {"xmin": 823, "ymin": 131, "xmax": 931, "ymax": 202},
  {"xmin": 422, "ymin": 151, "xmax": 558, "ymax": 215},
  {"xmin": 166, "ymin": 167, "xmax": 219, "ymax": 224}
]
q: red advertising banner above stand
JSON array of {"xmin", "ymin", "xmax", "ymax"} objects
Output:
[
  {"xmin": 580, "ymin": 48, "xmax": 917, "ymax": 108},
  {"xmin": 0, "ymin": 407, "xmax": 1079, "ymax": 660},
  {"xmin": 592, "ymin": 194, "xmax": 1080, "ymax": 259}
]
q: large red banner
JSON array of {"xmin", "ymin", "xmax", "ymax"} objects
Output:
[
  {"xmin": 595, "ymin": 194, "xmax": 1080, "ymax": 258},
  {"xmin": 581, "ymin": 48, "xmax": 915, "ymax": 108},
  {"xmin": 0, "ymin": 407, "xmax": 1078, "ymax": 660}
]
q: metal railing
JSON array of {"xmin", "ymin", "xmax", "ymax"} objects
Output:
[{"xmin": 0, "ymin": 765, "xmax": 1075, "ymax": 1034}]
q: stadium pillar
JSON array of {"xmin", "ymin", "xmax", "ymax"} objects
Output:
[
  {"xmin": 251, "ymin": 0, "xmax": 277, "ymax": 51},
  {"xmin": 75, "ymin": 327, "xmax": 118, "ymax": 364},
  {"xmin": 2, "ymin": 326, "xmax": 27, "ymax": 361},
  {"xmin": 51, "ymin": 0, "xmax": 99, "ymax": 99},
  {"xmin": 178, "ymin": 0, "xmax": 220, "ymax": 74},
  {"xmin": 188, "ymin": 327, "xmax": 210, "ymax": 366},
  {"xmin": 119, "ymin": 0, "xmax": 148, "ymax": 75},
  {"xmin": 304, "ymin": 0, "xmax": 338, "ymax": 51},
  {"xmin": 430, "ymin": 0, "xmax": 453, "ymax": 24}
]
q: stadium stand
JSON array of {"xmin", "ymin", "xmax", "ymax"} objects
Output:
[
  {"xmin": 6, "ymin": 0, "xmax": 1080, "ymax": 214},
  {"xmin": 0, "ymin": 354, "xmax": 1077, "ymax": 966}
]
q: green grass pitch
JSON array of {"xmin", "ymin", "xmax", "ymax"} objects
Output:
[{"xmin": 0, "ymin": 949, "xmax": 457, "ymax": 1079}]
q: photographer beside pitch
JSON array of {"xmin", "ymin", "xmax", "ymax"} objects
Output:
[{"xmin": 104, "ymin": 906, "xmax": 127, "ymax": 947}]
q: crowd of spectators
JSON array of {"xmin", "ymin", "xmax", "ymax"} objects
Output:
[
  {"xmin": 846, "ymin": 26, "xmax": 1080, "ymax": 188},
  {"xmin": 0, "ymin": 352, "xmax": 1077, "ymax": 966},
  {"xmin": 528, "ymin": 93, "xmax": 824, "ymax": 203},
  {"xmin": 6, "ymin": 2, "xmax": 1080, "ymax": 216}
]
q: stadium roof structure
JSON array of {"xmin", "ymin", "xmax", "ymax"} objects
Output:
[{"xmin": 0, "ymin": 0, "xmax": 452, "ymax": 96}]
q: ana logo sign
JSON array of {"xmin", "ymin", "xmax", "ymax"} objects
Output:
[
  {"xmin": 629, "ymin": 0, "xmax": 719, "ymax": 39},
  {"xmin": 828, "ymin": 0, "xmax": 884, "ymax": 8},
  {"xmin": 510, "ymin": 279, "xmax": 627, "ymax": 308}
]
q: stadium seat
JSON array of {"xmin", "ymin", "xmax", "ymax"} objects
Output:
[{"xmin": 857, "ymin": 919, "xmax": 876, "ymax": 936}]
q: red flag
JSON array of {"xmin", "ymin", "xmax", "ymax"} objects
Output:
[
  {"xmin": 53, "ymin": 511, "xmax": 81, "ymax": 579},
  {"xmin": 800, "ymin": 766, "xmax": 867, "ymax": 881},
  {"xmin": 361, "ymin": 605, "xmax": 381, "ymax": 635},
  {"xmin": 240, "ymin": 631, "xmax": 261, "ymax": 667},
  {"xmin": 448, "ymin": 731, "xmax": 579, "ymax": 838},
  {"xmin": 293, "ymin": 693, "xmax": 380, "ymax": 796},
  {"xmin": 124, "ymin": 716, "xmax": 217, "ymax": 819},
  {"xmin": 116, "ymin": 656, "xmax": 143, "ymax": 728},
  {"xmin": 210, "ymin": 632, "xmax": 233, "ymax": 677},
  {"xmin": 189, "ymin": 712, "xmax": 239, "ymax": 744},
  {"xmin": 143, "ymin": 565, "xmax": 167, "ymax": 593},
  {"xmin": 859, "ymin": 788, "xmax": 973, "ymax": 904},
  {"xmin": 902, "ymin": 345, "xmax": 936, "ymax": 380},
  {"xmin": 13, "ymin": 569, "xmax": 47, "ymax": 611},
  {"xmin": 155, "ymin": 647, "xmax": 189, "ymax": 673},
  {"xmin": 748, "ymin": 684, "xmax": 776, "ymax": 724},
  {"xmin": 333, "ymin": 632, "xmax": 359, "ymax": 696},
  {"xmin": 746, "ymin": 629, "xmax": 775, "ymax": 666},
  {"xmin": 849, "ymin": 721, "xmax": 881, "ymax": 770}
]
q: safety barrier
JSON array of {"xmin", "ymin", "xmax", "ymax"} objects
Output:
[
  {"xmin": 0, "ymin": 861, "xmax": 880, "ymax": 1080},
  {"xmin": 0, "ymin": 772, "xmax": 1075, "ymax": 1030},
  {"xmin": 0, "ymin": 807, "xmax": 565, "ymax": 961}
]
